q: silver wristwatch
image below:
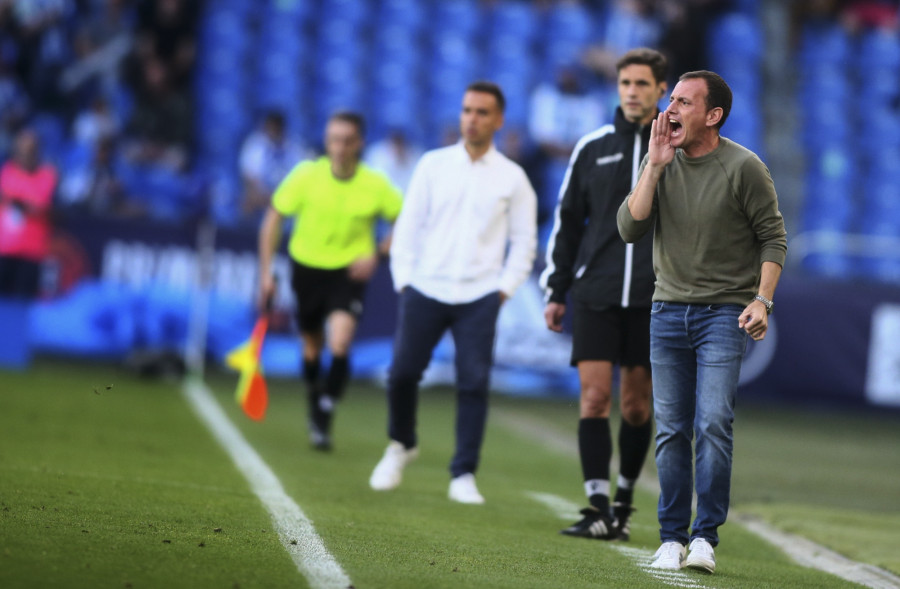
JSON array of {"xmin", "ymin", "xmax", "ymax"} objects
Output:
[{"xmin": 754, "ymin": 294, "xmax": 774, "ymax": 315}]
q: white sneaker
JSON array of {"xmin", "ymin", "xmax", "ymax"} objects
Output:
[
  {"xmin": 448, "ymin": 473, "xmax": 485, "ymax": 504},
  {"xmin": 369, "ymin": 441, "xmax": 418, "ymax": 491},
  {"xmin": 649, "ymin": 541, "xmax": 686, "ymax": 569},
  {"xmin": 686, "ymin": 537, "xmax": 716, "ymax": 573}
]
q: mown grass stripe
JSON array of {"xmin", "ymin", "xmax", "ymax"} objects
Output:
[
  {"xmin": 737, "ymin": 515, "xmax": 900, "ymax": 589},
  {"xmin": 182, "ymin": 378, "xmax": 352, "ymax": 589},
  {"xmin": 525, "ymin": 491, "xmax": 712, "ymax": 589},
  {"xmin": 499, "ymin": 407, "xmax": 897, "ymax": 588}
]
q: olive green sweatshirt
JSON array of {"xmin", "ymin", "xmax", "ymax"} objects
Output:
[{"xmin": 617, "ymin": 136, "xmax": 787, "ymax": 306}]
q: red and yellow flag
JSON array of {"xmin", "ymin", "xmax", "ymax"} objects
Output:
[{"xmin": 225, "ymin": 316, "xmax": 269, "ymax": 421}]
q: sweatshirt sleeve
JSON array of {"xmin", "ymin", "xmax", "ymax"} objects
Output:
[
  {"xmin": 741, "ymin": 156, "xmax": 787, "ymax": 267},
  {"xmin": 617, "ymin": 155, "xmax": 657, "ymax": 243}
]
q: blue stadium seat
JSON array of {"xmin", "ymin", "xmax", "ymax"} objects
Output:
[
  {"xmin": 799, "ymin": 64, "xmax": 850, "ymax": 105},
  {"xmin": 199, "ymin": 8, "xmax": 249, "ymax": 55},
  {"xmin": 545, "ymin": 2, "xmax": 595, "ymax": 47},
  {"xmin": 258, "ymin": 15, "xmax": 308, "ymax": 59},
  {"xmin": 802, "ymin": 101, "xmax": 851, "ymax": 148},
  {"xmin": 709, "ymin": 13, "xmax": 763, "ymax": 63},
  {"xmin": 490, "ymin": 1, "xmax": 538, "ymax": 42},
  {"xmin": 28, "ymin": 112, "xmax": 67, "ymax": 165},
  {"xmin": 854, "ymin": 107, "xmax": 900, "ymax": 161},
  {"xmin": 431, "ymin": 32, "xmax": 478, "ymax": 70},
  {"xmin": 378, "ymin": 0, "xmax": 424, "ymax": 30},
  {"xmin": 373, "ymin": 25, "xmax": 422, "ymax": 65},
  {"xmin": 432, "ymin": 0, "xmax": 482, "ymax": 37},
  {"xmin": 798, "ymin": 22, "xmax": 851, "ymax": 68},
  {"xmin": 857, "ymin": 28, "xmax": 900, "ymax": 70},
  {"xmin": 320, "ymin": 0, "xmax": 372, "ymax": 25},
  {"xmin": 263, "ymin": 0, "xmax": 314, "ymax": 24},
  {"xmin": 317, "ymin": 18, "xmax": 367, "ymax": 56}
]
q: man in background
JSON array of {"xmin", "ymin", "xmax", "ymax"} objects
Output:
[
  {"xmin": 258, "ymin": 111, "xmax": 403, "ymax": 451},
  {"xmin": 542, "ymin": 47, "xmax": 667, "ymax": 541},
  {"xmin": 0, "ymin": 129, "xmax": 58, "ymax": 298},
  {"xmin": 369, "ymin": 81, "xmax": 537, "ymax": 504}
]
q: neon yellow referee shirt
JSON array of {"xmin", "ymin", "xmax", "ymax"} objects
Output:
[{"xmin": 271, "ymin": 157, "xmax": 403, "ymax": 269}]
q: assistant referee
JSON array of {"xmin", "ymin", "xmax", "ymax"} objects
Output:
[{"xmin": 258, "ymin": 111, "xmax": 403, "ymax": 450}]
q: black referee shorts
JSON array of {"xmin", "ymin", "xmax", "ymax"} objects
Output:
[
  {"xmin": 570, "ymin": 301, "xmax": 651, "ymax": 368},
  {"xmin": 290, "ymin": 260, "xmax": 367, "ymax": 334}
]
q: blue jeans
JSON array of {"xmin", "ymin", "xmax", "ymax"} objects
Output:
[
  {"xmin": 650, "ymin": 302, "xmax": 748, "ymax": 547},
  {"xmin": 387, "ymin": 287, "xmax": 501, "ymax": 478}
]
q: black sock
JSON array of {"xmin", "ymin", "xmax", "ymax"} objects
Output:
[
  {"xmin": 579, "ymin": 417, "xmax": 612, "ymax": 512},
  {"xmin": 326, "ymin": 355, "xmax": 350, "ymax": 401},
  {"xmin": 302, "ymin": 357, "xmax": 324, "ymax": 426},
  {"xmin": 614, "ymin": 417, "xmax": 652, "ymax": 505},
  {"xmin": 302, "ymin": 357, "xmax": 321, "ymax": 389}
]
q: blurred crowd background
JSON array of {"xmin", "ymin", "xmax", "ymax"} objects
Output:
[
  {"xmin": 1, "ymin": 0, "xmax": 897, "ymax": 274},
  {"xmin": 2, "ymin": 0, "xmax": 900, "ymax": 401}
]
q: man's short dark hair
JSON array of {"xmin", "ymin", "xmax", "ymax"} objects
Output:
[
  {"xmin": 465, "ymin": 80, "xmax": 506, "ymax": 113},
  {"xmin": 263, "ymin": 110, "xmax": 286, "ymax": 131},
  {"xmin": 679, "ymin": 70, "xmax": 732, "ymax": 130},
  {"xmin": 616, "ymin": 48, "xmax": 668, "ymax": 84},
  {"xmin": 330, "ymin": 110, "xmax": 366, "ymax": 137}
]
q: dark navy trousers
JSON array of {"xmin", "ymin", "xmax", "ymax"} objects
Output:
[{"xmin": 387, "ymin": 287, "xmax": 502, "ymax": 478}]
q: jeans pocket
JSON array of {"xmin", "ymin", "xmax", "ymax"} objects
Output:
[
  {"xmin": 706, "ymin": 303, "xmax": 741, "ymax": 316},
  {"xmin": 651, "ymin": 301, "xmax": 666, "ymax": 314}
]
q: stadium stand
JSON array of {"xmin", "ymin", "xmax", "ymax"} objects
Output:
[{"xmin": 4, "ymin": 0, "xmax": 898, "ymax": 286}]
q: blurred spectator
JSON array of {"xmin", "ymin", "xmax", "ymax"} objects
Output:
[
  {"xmin": 123, "ymin": 56, "xmax": 191, "ymax": 172},
  {"xmin": 0, "ymin": 1, "xmax": 20, "ymax": 71},
  {"xmin": 238, "ymin": 110, "xmax": 309, "ymax": 225},
  {"xmin": 497, "ymin": 125, "xmax": 542, "ymax": 205},
  {"xmin": 0, "ymin": 55, "xmax": 30, "ymax": 158},
  {"xmin": 603, "ymin": 0, "xmax": 665, "ymax": 57},
  {"xmin": 72, "ymin": 94, "xmax": 119, "ymax": 147},
  {"xmin": 60, "ymin": 135, "xmax": 142, "ymax": 216},
  {"xmin": 529, "ymin": 64, "xmax": 606, "ymax": 162},
  {"xmin": 839, "ymin": 0, "xmax": 898, "ymax": 31},
  {"xmin": 9, "ymin": 0, "xmax": 76, "ymax": 109},
  {"xmin": 61, "ymin": 0, "xmax": 135, "ymax": 106},
  {"xmin": 529, "ymin": 63, "xmax": 607, "ymax": 218},
  {"xmin": 791, "ymin": 0, "xmax": 898, "ymax": 39},
  {"xmin": 364, "ymin": 128, "xmax": 424, "ymax": 194},
  {"xmin": 584, "ymin": 0, "xmax": 665, "ymax": 81},
  {"xmin": 658, "ymin": 0, "xmax": 731, "ymax": 80},
  {"xmin": 133, "ymin": 0, "xmax": 198, "ymax": 89},
  {"xmin": 0, "ymin": 128, "xmax": 57, "ymax": 298}
]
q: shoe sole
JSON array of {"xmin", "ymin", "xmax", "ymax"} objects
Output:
[
  {"xmin": 559, "ymin": 529, "xmax": 620, "ymax": 540},
  {"xmin": 686, "ymin": 560, "xmax": 715, "ymax": 574}
]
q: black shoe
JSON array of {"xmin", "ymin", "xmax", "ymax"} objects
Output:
[
  {"xmin": 308, "ymin": 410, "xmax": 332, "ymax": 451},
  {"xmin": 309, "ymin": 423, "xmax": 332, "ymax": 451},
  {"xmin": 560, "ymin": 507, "xmax": 618, "ymax": 540},
  {"xmin": 611, "ymin": 502, "xmax": 636, "ymax": 541}
]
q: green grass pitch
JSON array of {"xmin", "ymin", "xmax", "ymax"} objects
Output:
[{"xmin": 2, "ymin": 358, "xmax": 898, "ymax": 588}]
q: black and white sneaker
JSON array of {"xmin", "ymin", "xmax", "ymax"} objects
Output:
[
  {"xmin": 560, "ymin": 507, "xmax": 618, "ymax": 540},
  {"xmin": 611, "ymin": 502, "xmax": 636, "ymax": 541}
]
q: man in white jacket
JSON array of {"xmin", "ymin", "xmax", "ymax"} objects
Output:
[{"xmin": 369, "ymin": 81, "xmax": 538, "ymax": 504}]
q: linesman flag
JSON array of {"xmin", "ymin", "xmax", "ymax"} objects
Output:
[{"xmin": 225, "ymin": 314, "xmax": 269, "ymax": 421}]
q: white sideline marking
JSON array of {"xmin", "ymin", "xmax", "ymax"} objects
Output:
[
  {"xmin": 183, "ymin": 379, "xmax": 352, "ymax": 589},
  {"xmin": 525, "ymin": 491, "xmax": 711, "ymax": 589},
  {"xmin": 611, "ymin": 546, "xmax": 712, "ymax": 589},
  {"xmin": 525, "ymin": 491, "xmax": 581, "ymax": 521},
  {"xmin": 737, "ymin": 515, "xmax": 900, "ymax": 589},
  {"xmin": 499, "ymin": 409, "xmax": 900, "ymax": 589}
]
